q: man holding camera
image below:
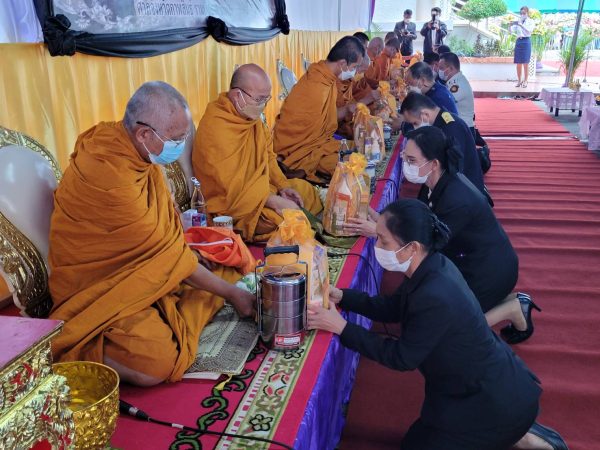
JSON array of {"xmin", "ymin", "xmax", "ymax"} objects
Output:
[
  {"xmin": 420, "ymin": 7, "xmax": 447, "ymax": 54},
  {"xmin": 394, "ymin": 9, "xmax": 417, "ymax": 57}
]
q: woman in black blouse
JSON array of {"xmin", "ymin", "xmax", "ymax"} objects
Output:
[{"xmin": 308, "ymin": 199, "xmax": 567, "ymax": 450}]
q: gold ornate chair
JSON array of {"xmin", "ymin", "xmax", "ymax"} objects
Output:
[
  {"xmin": 0, "ymin": 126, "xmax": 61, "ymax": 318},
  {"xmin": 277, "ymin": 59, "xmax": 298, "ymax": 101}
]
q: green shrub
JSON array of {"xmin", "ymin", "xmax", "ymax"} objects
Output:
[{"xmin": 459, "ymin": 0, "xmax": 508, "ymax": 23}]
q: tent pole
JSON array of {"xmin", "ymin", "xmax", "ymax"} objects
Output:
[
  {"xmin": 338, "ymin": 0, "xmax": 342, "ymax": 31},
  {"xmin": 564, "ymin": 0, "xmax": 586, "ymax": 87},
  {"xmin": 368, "ymin": 0, "xmax": 373, "ymax": 32}
]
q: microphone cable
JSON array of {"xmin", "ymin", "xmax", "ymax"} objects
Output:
[{"xmin": 119, "ymin": 400, "xmax": 294, "ymax": 450}]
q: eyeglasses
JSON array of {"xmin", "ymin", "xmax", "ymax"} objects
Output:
[
  {"xmin": 234, "ymin": 87, "xmax": 271, "ymax": 105},
  {"xmin": 401, "ymin": 153, "xmax": 431, "ymax": 168},
  {"xmin": 136, "ymin": 121, "xmax": 189, "ymax": 145}
]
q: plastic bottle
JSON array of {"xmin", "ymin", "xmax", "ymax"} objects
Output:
[
  {"xmin": 339, "ymin": 139, "xmax": 351, "ymax": 162},
  {"xmin": 370, "ymin": 133, "xmax": 381, "ymax": 163},
  {"xmin": 190, "ymin": 177, "xmax": 208, "ymax": 227},
  {"xmin": 333, "ymin": 175, "xmax": 352, "ymax": 234},
  {"xmin": 364, "ymin": 136, "xmax": 373, "ymax": 162}
]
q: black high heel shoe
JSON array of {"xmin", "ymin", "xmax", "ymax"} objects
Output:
[
  {"xmin": 500, "ymin": 292, "xmax": 541, "ymax": 344},
  {"xmin": 529, "ymin": 422, "xmax": 569, "ymax": 450}
]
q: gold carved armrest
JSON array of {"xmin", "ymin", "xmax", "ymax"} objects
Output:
[
  {"xmin": 163, "ymin": 160, "xmax": 191, "ymax": 212},
  {"xmin": 0, "ymin": 212, "xmax": 52, "ymax": 318}
]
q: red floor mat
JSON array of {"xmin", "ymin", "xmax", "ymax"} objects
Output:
[{"xmin": 475, "ymin": 98, "xmax": 573, "ymax": 136}]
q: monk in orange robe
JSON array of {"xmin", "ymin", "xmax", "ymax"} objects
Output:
[
  {"xmin": 193, "ymin": 64, "xmax": 322, "ymax": 242},
  {"xmin": 365, "ymin": 37, "xmax": 400, "ymax": 90},
  {"xmin": 273, "ymin": 36, "xmax": 365, "ymax": 182},
  {"xmin": 49, "ymin": 82, "xmax": 254, "ymax": 386},
  {"xmin": 353, "ymin": 37, "xmax": 385, "ymax": 102}
]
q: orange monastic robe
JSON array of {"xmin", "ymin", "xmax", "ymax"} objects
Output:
[
  {"xmin": 336, "ymin": 79, "xmax": 354, "ymax": 108},
  {"xmin": 193, "ymin": 93, "xmax": 322, "ymax": 242},
  {"xmin": 273, "ymin": 61, "xmax": 340, "ymax": 181},
  {"xmin": 353, "ymin": 59, "xmax": 381, "ymax": 101},
  {"xmin": 49, "ymin": 122, "xmax": 237, "ymax": 382}
]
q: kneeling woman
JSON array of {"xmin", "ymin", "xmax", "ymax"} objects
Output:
[
  {"xmin": 407, "ymin": 126, "xmax": 537, "ymax": 343},
  {"xmin": 309, "ymin": 199, "xmax": 566, "ymax": 450}
]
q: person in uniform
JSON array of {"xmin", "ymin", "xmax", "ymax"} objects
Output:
[
  {"xmin": 400, "ymin": 92, "xmax": 484, "ymax": 195},
  {"xmin": 307, "ymin": 198, "xmax": 568, "ymax": 450},
  {"xmin": 438, "ymin": 52, "xmax": 474, "ymax": 130},
  {"xmin": 394, "ymin": 9, "xmax": 417, "ymax": 57},
  {"xmin": 405, "ymin": 62, "xmax": 457, "ymax": 114}
]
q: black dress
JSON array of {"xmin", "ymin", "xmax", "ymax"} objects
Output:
[
  {"xmin": 418, "ymin": 172, "xmax": 518, "ymax": 312},
  {"xmin": 339, "ymin": 252, "xmax": 541, "ymax": 450}
]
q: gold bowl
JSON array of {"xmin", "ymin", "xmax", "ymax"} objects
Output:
[{"xmin": 53, "ymin": 361, "xmax": 119, "ymax": 449}]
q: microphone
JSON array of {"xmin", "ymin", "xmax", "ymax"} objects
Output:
[{"xmin": 119, "ymin": 399, "xmax": 149, "ymax": 420}]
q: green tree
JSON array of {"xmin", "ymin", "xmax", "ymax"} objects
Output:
[{"xmin": 458, "ymin": 0, "xmax": 508, "ymax": 23}]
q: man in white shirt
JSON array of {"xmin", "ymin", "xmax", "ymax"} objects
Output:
[
  {"xmin": 511, "ymin": 6, "xmax": 536, "ymax": 87},
  {"xmin": 439, "ymin": 52, "xmax": 491, "ymax": 174},
  {"xmin": 438, "ymin": 52, "xmax": 474, "ymax": 129}
]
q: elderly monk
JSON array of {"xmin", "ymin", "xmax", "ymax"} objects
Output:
[
  {"xmin": 273, "ymin": 36, "xmax": 365, "ymax": 182},
  {"xmin": 353, "ymin": 37, "xmax": 384, "ymax": 103},
  {"xmin": 371, "ymin": 37, "xmax": 401, "ymax": 83},
  {"xmin": 193, "ymin": 64, "xmax": 323, "ymax": 242},
  {"xmin": 48, "ymin": 81, "xmax": 255, "ymax": 387}
]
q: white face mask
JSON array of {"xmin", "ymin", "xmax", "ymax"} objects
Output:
[
  {"xmin": 438, "ymin": 69, "xmax": 448, "ymax": 81},
  {"xmin": 339, "ymin": 66, "xmax": 357, "ymax": 81},
  {"xmin": 520, "ymin": 13, "xmax": 527, "ymax": 20},
  {"xmin": 403, "ymin": 160, "xmax": 432, "ymax": 184},
  {"xmin": 408, "ymin": 85, "xmax": 422, "ymax": 94},
  {"xmin": 374, "ymin": 242, "xmax": 413, "ymax": 272}
]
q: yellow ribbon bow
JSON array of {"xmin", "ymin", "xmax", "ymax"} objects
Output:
[
  {"xmin": 356, "ymin": 103, "xmax": 370, "ymax": 115},
  {"xmin": 378, "ymin": 81, "xmax": 391, "ymax": 95},
  {"xmin": 279, "ymin": 209, "xmax": 314, "ymax": 243},
  {"xmin": 345, "ymin": 152, "xmax": 367, "ymax": 175}
]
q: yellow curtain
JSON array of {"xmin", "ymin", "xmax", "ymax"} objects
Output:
[{"xmin": 0, "ymin": 30, "xmax": 349, "ymax": 169}]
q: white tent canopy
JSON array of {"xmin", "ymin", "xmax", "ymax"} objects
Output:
[{"xmin": 286, "ymin": 0, "xmax": 370, "ymax": 31}]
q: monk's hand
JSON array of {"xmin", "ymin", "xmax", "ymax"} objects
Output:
[
  {"xmin": 279, "ymin": 188, "xmax": 304, "ymax": 208},
  {"xmin": 229, "ymin": 287, "xmax": 256, "ymax": 318},
  {"xmin": 372, "ymin": 89, "xmax": 382, "ymax": 101},
  {"xmin": 307, "ymin": 303, "xmax": 347, "ymax": 335},
  {"xmin": 266, "ymin": 194, "xmax": 300, "ymax": 215},
  {"xmin": 343, "ymin": 217, "xmax": 377, "ymax": 238},
  {"xmin": 329, "ymin": 286, "xmax": 344, "ymax": 305}
]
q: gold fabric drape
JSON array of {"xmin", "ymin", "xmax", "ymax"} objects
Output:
[{"xmin": 0, "ymin": 30, "xmax": 349, "ymax": 169}]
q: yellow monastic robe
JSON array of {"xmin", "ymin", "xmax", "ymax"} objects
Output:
[
  {"xmin": 273, "ymin": 61, "xmax": 340, "ymax": 181},
  {"xmin": 49, "ymin": 121, "xmax": 237, "ymax": 382},
  {"xmin": 193, "ymin": 93, "xmax": 322, "ymax": 242}
]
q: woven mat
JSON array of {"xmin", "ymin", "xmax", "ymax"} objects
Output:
[{"xmin": 184, "ymin": 304, "xmax": 259, "ymax": 378}]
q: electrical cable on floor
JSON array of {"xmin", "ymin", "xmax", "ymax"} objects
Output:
[
  {"xmin": 332, "ymin": 252, "xmax": 399, "ymax": 340},
  {"xmin": 119, "ymin": 400, "xmax": 294, "ymax": 450}
]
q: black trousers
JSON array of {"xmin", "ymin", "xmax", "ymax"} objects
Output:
[{"xmin": 401, "ymin": 409, "xmax": 536, "ymax": 450}]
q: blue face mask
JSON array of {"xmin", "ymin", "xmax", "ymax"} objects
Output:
[{"xmin": 144, "ymin": 129, "xmax": 187, "ymax": 165}]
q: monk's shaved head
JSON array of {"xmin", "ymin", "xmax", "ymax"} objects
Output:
[
  {"xmin": 230, "ymin": 63, "xmax": 272, "ymax": 93},
  {"xmin": 124, "ymin": 81, "xmax": 189, "ymax": 131},
  {"xmin": 368, "ymin": 37, "xmax": 384, "ymax": 57}
]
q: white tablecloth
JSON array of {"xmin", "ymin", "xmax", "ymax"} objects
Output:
[
  {"xmin": 540, "ymin": 87, "xmax": 595, "ymax": 111},
  {"xmin": 580, "ymin": 106, "xmax": 600, "ymax": 150}
]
